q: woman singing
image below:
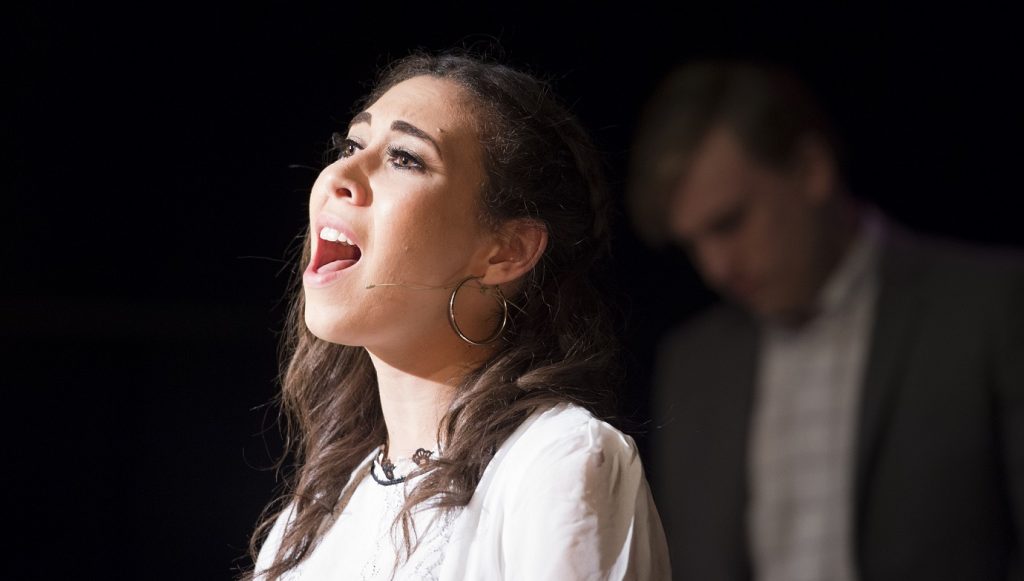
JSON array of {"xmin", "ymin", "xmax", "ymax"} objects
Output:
[{"xmin": 248, "ymin": 52, "xmax": 670, "ymax": 580}]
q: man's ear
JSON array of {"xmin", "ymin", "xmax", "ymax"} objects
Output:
[
  {"xmin": 480, "ymin": 219, "xmax": 548, "ymax": 286},
  {"xmin": 795, "ymin": 133, "xmax": 837, "ymax": 205}
]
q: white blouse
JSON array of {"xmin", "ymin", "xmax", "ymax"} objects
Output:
[{"xmin": 255, "ymin": 403, "xmax": 671, "ymax": 580}]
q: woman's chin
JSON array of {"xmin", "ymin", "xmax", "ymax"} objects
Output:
[{"xmin": 303, "ymin": 307, "xmax": 363, "ymax": 346}]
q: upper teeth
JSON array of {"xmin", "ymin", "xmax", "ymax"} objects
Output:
[{"xmin": 319, "ymin": 227, "xmax": 354, "ymax": 245}]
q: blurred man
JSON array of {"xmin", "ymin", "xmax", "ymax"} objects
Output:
[{"xmin": 629, "ymin": 61, "xmax": 1024, "ymax": 581}]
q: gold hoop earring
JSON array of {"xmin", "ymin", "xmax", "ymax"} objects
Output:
[{"xmin": 448, "ymin": 275, "xmax": 508, "ymax": 346}]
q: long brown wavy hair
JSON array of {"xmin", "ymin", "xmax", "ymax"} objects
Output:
[{"xmin": 246, "ymin": 51, "xmax": 618, "ymax": 579}]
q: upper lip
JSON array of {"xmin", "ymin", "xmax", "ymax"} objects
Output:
[{"xmin": 313, "ymin": 212, "xmax": 361, "ymax": 249}]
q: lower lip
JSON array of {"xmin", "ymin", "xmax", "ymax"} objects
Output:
[
  {"xmin": 303, "ymin": 260, "xmax": 360, "ymax": 288},
  {"xmin": 728, "ymin": 281, "xmax": 760, "ymax": 301}
]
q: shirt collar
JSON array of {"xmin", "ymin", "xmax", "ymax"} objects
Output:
[{"xmin": 814, "ymin": 207, "xmax": 885, "ymax": 317}]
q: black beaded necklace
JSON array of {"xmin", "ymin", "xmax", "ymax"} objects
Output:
[{"xmin": 370, "ymin": 447, "xmax": 435, "ymax": 486}]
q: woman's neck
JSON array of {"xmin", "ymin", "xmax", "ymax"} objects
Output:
[{"xmin": 367, "ymin": 343, "xmax": 492, "ymax": 460}]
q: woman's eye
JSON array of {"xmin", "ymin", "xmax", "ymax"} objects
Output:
[
  {"xmin": 386, "ymin": 146, "xmax": 425, "ymax": 172},
  {"xmin": 330, "ymin": 132, "xmax": 360, "ymax": 160}
]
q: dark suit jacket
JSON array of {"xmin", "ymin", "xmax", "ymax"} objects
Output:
[{"xmin": 651, "ymin": 227, "xmax": 1024, "ymax": 581}]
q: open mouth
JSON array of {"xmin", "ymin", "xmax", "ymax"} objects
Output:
[{"xmin": 312, "ymin": 226, "xmax": 362, "ymax": 273}]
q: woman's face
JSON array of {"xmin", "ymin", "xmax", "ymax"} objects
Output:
[{"xmin": 303, "ymin": 75, "xmax": 496, "ymax": 350}]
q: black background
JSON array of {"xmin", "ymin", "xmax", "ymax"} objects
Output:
[{"xmin": 6, "ymin": 3, "xmax": 1021, "ymax": 579}]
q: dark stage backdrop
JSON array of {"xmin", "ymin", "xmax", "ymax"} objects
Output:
[{"xmin": 6, "ymin": 3, "xmax": 1020, "ymax": 579}]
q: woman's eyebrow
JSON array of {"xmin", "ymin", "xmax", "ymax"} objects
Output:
[
  {"xmin": 391, "ymin": 120, "xmax": 442, "ymax": 160},
  {"xmin": 347, "ymin": 112, "xmax": 443, "ymax": 160},
  {"xmin": 348, "ymin": 111, "xmax": 371, "ymax": 128}
]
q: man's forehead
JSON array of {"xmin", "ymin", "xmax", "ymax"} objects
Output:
[{"xmin": 670, "ymin": 129, "xmax": 752, "ymax": 236}]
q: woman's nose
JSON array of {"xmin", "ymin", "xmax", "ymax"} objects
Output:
[{"xmin": 323, "ymin": 160, "xmax": 370, "ymax": 206}]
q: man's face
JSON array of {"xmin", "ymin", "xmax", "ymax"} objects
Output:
[{"xmin": 668, "ymin": 126, "xmax": 826, "ymax": 320}]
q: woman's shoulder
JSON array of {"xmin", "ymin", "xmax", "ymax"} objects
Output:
[
  {"xmin": 513, "ymin": 402, "xmax": 633, "ymax": 448},
  {"xmin": 488, "ymin": 403, "xmax": 640, "ymax": 488},
  {"xmin": 441, "ymin": 403, "xmax": 671, "ymax": 579}
]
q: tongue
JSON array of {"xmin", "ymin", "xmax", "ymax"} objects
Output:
[{"xmin": 317, "ymin": 259, "xmax": 358, "ymax": 274}]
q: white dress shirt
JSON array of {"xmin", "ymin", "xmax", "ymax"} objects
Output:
[
  {"xmin": 748, "ymin": 213, "xmax": 884, "ymax": 581},
  {"xmin": 255, "ymin": 403, "xmax": 671, "ymax": 580}
]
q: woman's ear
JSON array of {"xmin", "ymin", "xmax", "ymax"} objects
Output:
[{"xmin": 480, "ymin": 219, "xmax": 548, "ymax": 286}]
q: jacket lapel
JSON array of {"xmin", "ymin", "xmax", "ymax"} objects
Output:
[
  {"xmin": 853, "ymin": 227, "xmax": 926, "ymax": 531},
  {"xmin": 702, "ymin": 307, "xmax": 760, "ymax": 580}
]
